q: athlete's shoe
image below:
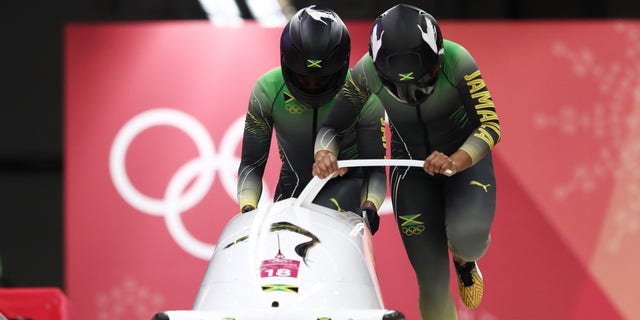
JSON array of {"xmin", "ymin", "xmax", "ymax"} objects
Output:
[{"xmin": 454, "ymin": 260, "xmax": 483, "ymax": 308}]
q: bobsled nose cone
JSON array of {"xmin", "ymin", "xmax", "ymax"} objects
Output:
[{"xmin": 151, "ymin": 312, "xmax": 170, "ymax": 320}]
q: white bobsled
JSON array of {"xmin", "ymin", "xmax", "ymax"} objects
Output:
[{"xmin": 152, "ymin": 159, "xmax": 424, "ymax": 320}]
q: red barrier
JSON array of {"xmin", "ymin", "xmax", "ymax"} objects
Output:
[{"xmin": 0, "ymin": 288, "xmax": 68, "ymax": 320}]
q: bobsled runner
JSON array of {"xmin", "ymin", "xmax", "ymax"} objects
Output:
[{"xmin": 152, "ymin": 159, "xmax": 424, "ymax": 320}]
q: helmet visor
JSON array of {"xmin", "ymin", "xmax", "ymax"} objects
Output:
[
  {"xmin": 380, "ymin": 70, "xmax": 438, "ymax": 105},
  {"xmin": 293, "ymin": 73, "xmax": 335, "ymax": 94}
]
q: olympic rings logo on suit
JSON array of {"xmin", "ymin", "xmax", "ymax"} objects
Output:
[
  {"xmin": 109, "ymin": 108, "xmax": 273, "ymax": 260},
  {"xmin": 401, "ymin": 225, "xmax": 426, "ymax": 236}
]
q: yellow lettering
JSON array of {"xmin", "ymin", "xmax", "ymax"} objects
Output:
[
  {"xmin": 467, "ymin": 79, "xmax": 486, "ymax": 94},
  {"xmin": 482, "ymin": 122, "xmax": 501, "ymax": 136},
  {"xmin": 471, "ymin": 91, "xmax": 493, "ymax": 108},
  {"xmin": 465, "ymin": 71, "xmax": 499, "ymax": 149},
  {"xmin": 465, "ymin": 70, "xmax": 486, "ymax": 93},
  {"xmin": 473, "ymin": 127, "xmax": 496, "ymax": 148},
  {"xmin": 463, "ymin": 70, "xmax": 481, "ymax": 81},
  {"xmin": 477, "ymin": 110, "xmax": 499, "ymax": 122}
]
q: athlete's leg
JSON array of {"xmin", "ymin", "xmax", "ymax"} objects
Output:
[
  {"xmin": 444, "ymin": 155, "xmax": 496, "ymax": 261},
  {"xmin": 391, "ymin": 168, "xmax": 457, "ymax": 320},
  {"xmin": 444, "ymin": 155, "xmax": 496, "ymax": 309},
  {"xmin": 313, "ymin": 176, "xmax": 363, "ymax": 213}
]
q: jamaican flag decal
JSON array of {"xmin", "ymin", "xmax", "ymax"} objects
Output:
[{"xmin": 262, "ymin": 284, "xmax": 299, "ymax": 293}]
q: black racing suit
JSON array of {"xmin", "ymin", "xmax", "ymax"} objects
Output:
[
  {"xmin": 238, "ymin": 67, "xmax": 387, "ymax": 214},
  {"xmin": 315, "ymin": 40, "xmax": 501, "ymax": 319}
]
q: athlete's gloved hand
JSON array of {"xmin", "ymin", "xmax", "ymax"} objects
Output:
[
  {"xmin": 358, "ymin": 207, "xmax": 380, "ymax": 235},
  {"xmin": 241, "ymin": 205, "xmax": 255, "ymax": 213}
]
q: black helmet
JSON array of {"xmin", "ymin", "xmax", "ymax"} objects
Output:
[
  {"xmin": 280, "ymin": 5, "xmax": 350, "ymax": 107},
  {"xmin": 369, "ymin": 4, "xmax": 444, "ymax": 105}
]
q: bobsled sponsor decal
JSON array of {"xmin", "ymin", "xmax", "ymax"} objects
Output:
[{"xmin": 260, "ymin": 258, "xmax": 301, "ymax": 278}]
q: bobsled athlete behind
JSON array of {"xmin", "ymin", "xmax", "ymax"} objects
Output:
[
  {"xmin": 152, "ymin": 160, "xmax": 415, "ymax": 320},
  {"xmin": 236, "ymin": 5, "xmax": 387, "ymax": 235}
]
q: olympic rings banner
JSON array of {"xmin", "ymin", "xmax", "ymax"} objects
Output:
[{"xmin": 65, "ymin": 21, "xmax": 640, "ymax": 319}]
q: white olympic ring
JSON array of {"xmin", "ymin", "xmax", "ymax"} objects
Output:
[
  {"xmin": 109, "ymin": 108, "xmax": 393, "ymax": 260},
  {"xmin": 109, "ymin": 108, "xmax": 272, "ymax": 260}
]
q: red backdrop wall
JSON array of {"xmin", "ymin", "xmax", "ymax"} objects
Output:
[{"xmin": 65, "ymin": 20, "xmax": 640, "ymax": 319}]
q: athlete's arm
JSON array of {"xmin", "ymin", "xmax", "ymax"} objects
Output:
[
  {"xmin": 237, "ymin": 81, "xmax": 274, "ymax": 211},
  {"xmin": 452, "ymin": 44, "xmax": 501, "ymax": 168},
  {"xmin": 314, "ymin": 58, "xmax": 373, "ymax": 178}
]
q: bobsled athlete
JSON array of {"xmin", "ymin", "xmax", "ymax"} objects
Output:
[
  {"xmin": 237, "ymin": 5, "xmax": 387, "ymax": 234},
  {"xmin": 312, "ymin": 4, "xmax": 500, "ymax": 319}
]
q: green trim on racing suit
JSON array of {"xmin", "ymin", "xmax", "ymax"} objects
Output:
[
  {"xmin": 238, "ymin": 67, "xmax": 387, "ymax": 213},
  {"xmin": 315, "ymin": 40, "xmax": 500, "ymax": 319}
]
